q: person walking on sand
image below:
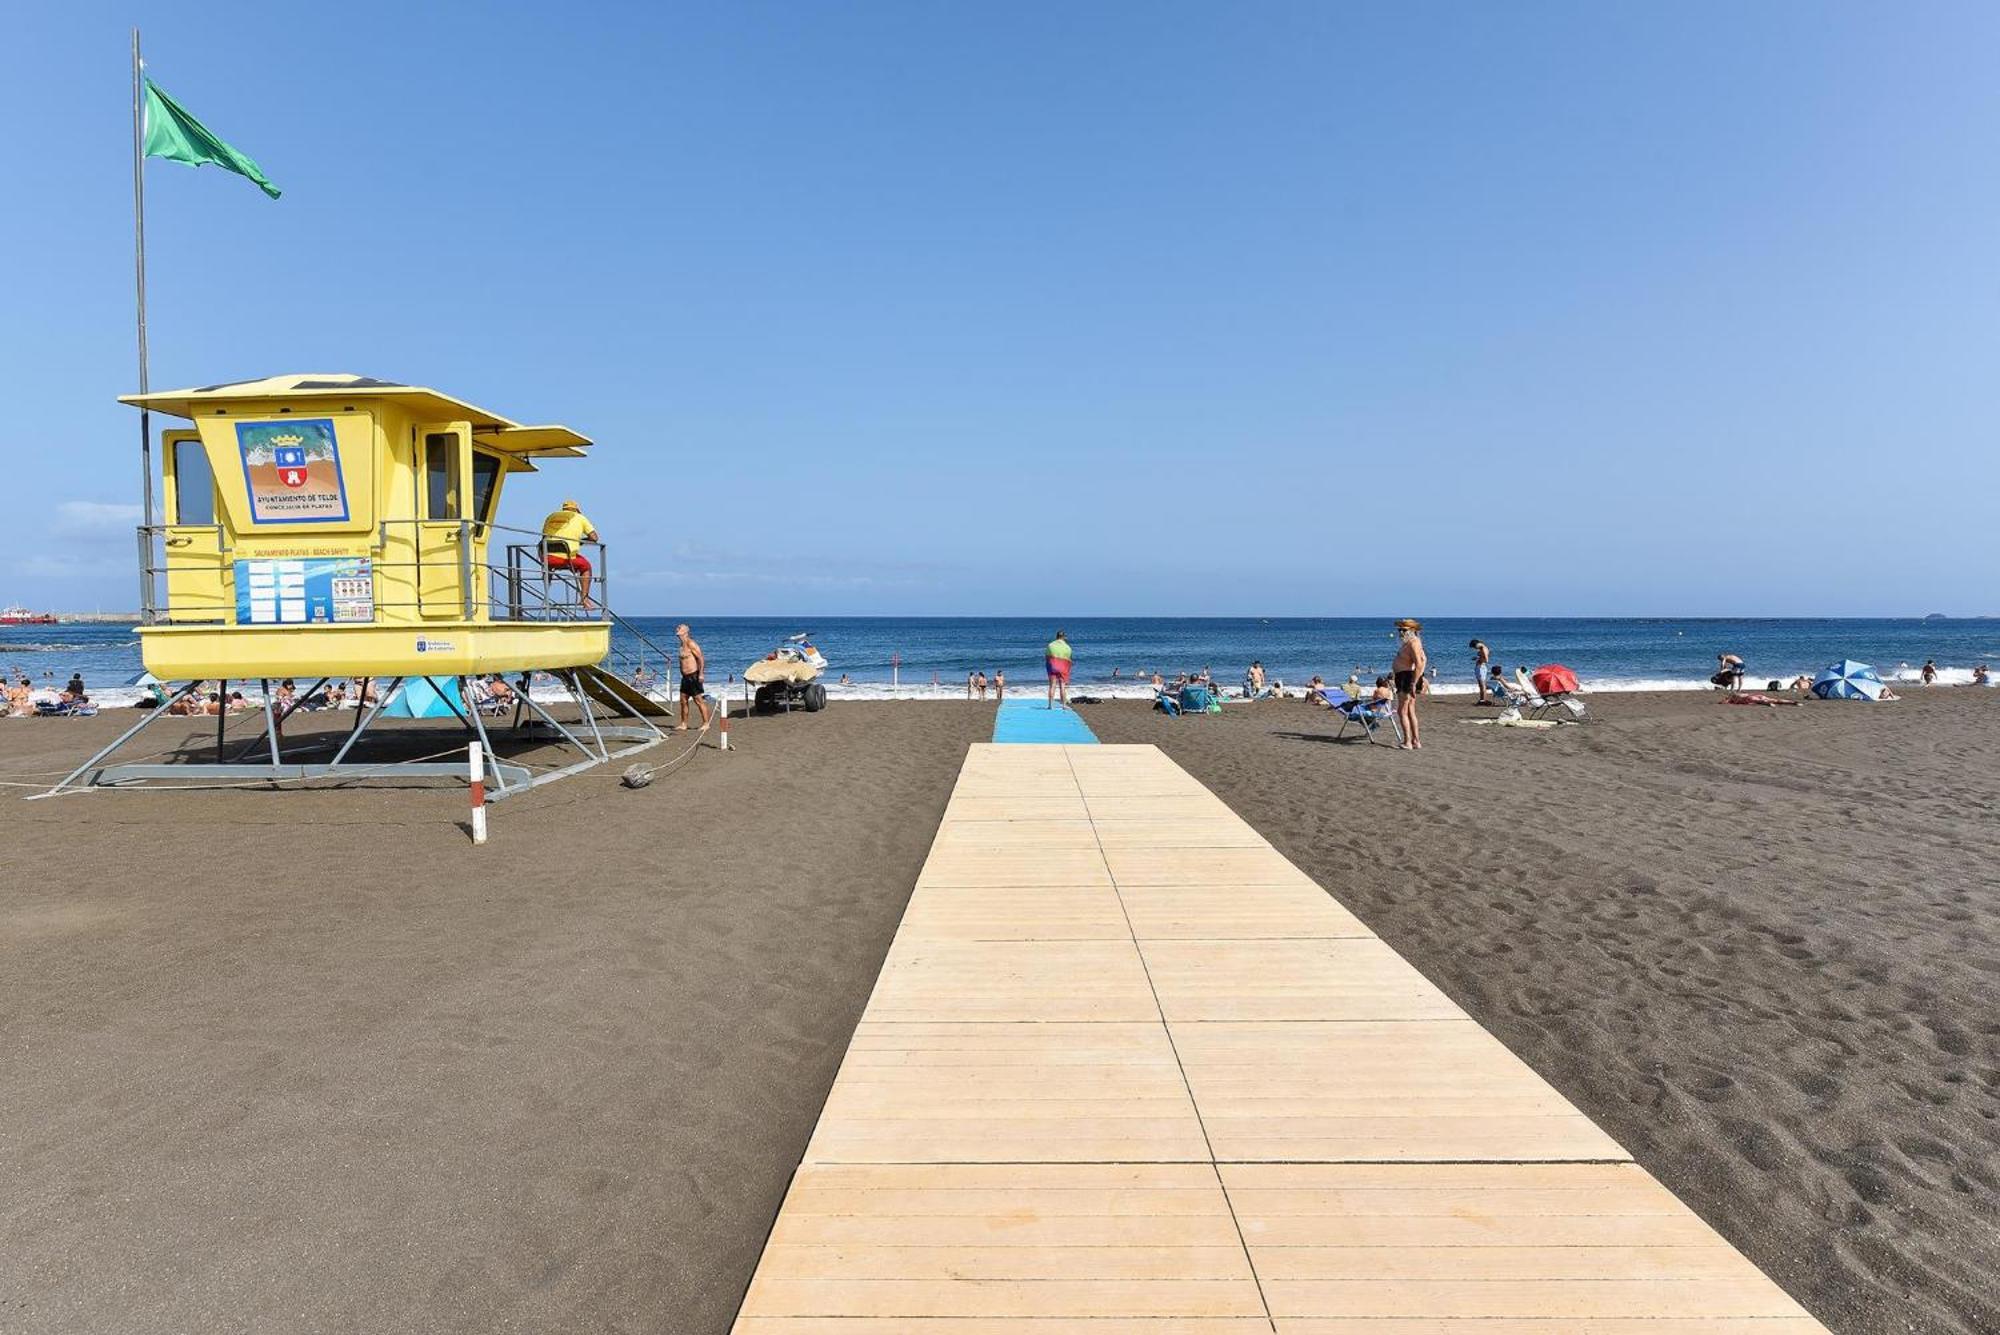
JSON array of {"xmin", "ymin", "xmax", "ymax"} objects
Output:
[
  {"xmin": 1392, "ymin": 618, "xmax": 1427, "ymax": 750},
  {"xmin": 1921, "ymin": 659, "xmax": 1938, "ymax": 686},
  {"xmin": 1046, "ymin": 631, "xmax": 1074, "ymax": 709},
  {"xmin": 1470, "ymin": 639, "xmax": 1491, "ymax": 703},
  {"xmin": 675, "ymin": 623, "xmax": 714, "ymax": 734}
]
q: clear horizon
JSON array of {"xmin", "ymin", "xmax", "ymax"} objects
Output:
[{"xmin": 6, "ymin": 3, "xmax": 1999, "ymax": 617}]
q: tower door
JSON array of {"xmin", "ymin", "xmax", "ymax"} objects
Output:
[
  {"xmin": 414, "ymin": 423, "xmax": 474, "ymax": 618},
  {"xmin": 161, "ymin": 430, "xmax": 230, "ymax": 621}
]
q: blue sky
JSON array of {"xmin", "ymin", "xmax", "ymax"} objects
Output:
[{"xmin": 4, "ymin": 2, "xmax": 1997, "ymax": 616}]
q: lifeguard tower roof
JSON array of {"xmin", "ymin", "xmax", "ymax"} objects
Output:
[{"xmin": 120, "ymin": 373, "xmax": 591, "ymax": 461}]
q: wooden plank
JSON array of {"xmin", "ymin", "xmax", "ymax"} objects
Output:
[
  {"xmin": 1086, "ymin": 793, "xmax": 1237, "ymax": 821},
  {"xmin": 897, "ymin": 884, "xmax": 1131, "ymax": 940},
  {"xmin": 916, "ymin": 846, "xmax": 1113, "ymax": 890},
  {"xmin": 931, "ymin": 819, "xmax": 1102, "ymax": 850},
  {"xmin": 1091, "ymin": 819, "xmax": 1273, "ymax": 848},
  {"xmin": 738, "ymin": 1163, "xmax": 1266, "ymax": 1323},
  {"xmin": 738, "ymin": 1321, "xmax": 1274, "ymax": 1334},
  {"xmin": 808, "ymin": 1020, "xmax": 1209, "ymax": 1163},
  {"xmin": 1141, "ymin": 939, "xmax": 1467, "ymax": 1022},
  {"xmin": 755, "ymin": 1244, "xmax": 1256, "ymax": 1280},
  {"xmin": 1105, "ymin": 844, "xmax": 1315, "ymax": 886},
  {"xmin": 740, "ymin": 1278, "xmax": 1267, "ymax": 1320},
  {"xmin": 940, "ymin": 795, "xmax": 1092, "ymax": 822},
  {"xmin": 1258, "ymin": 1277, "xmax": 1807, "ymax": 1320},
  {"xmin": 1227, "ymin": 1163, "xmax": 1815, "ymax": 1324},
  {"xmin": 1176, "ymin": 1021, "xmax": 1626, "ymax": 1161},
  {"xmin": 1275, "ymin": 1322, "xmax": 1829, "ymax": 1335},
  {"xmin": 1118, "ymin": 882, "xmax": 1373, "ymax": 940},
  {"xmin": 863, "ymin": 940, "xmax": 1159, "ymax": 1023},
  {"xmin": 738, "ymin": 1319, "xmax": 1276, "ymax": 1334}
]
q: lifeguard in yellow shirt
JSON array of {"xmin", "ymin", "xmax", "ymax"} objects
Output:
[{"xmin": 540, "ymin": 499, "xmax": 599, "ymax": 610}]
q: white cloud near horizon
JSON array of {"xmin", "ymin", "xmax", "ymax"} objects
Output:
[{"xmin": 53, "ymin": 501, "xmax": 144, "ymax": 536}]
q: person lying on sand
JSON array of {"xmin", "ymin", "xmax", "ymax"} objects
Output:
[{"xmin": 1726, "ymin": 692, "xmax": 1803, "ymax": 708}]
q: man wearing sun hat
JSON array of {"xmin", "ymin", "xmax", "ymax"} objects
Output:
[
  {"xmin": 1392, "ymin": 617, "xmax": 1427, "ymax": 750},
  {"xmin": 540, "ymin": 499, "xmax": 600, "ymax": 610}
]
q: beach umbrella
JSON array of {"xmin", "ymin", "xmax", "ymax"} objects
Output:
[
  {"xmin": 1531, "ymin": 664, "xmax": 1579, "ymax": 695},
  {"xmin": 1811, "ymin": 660, "xmax": 1885, "ymax": 701},
  {"xmin": 127, "ymin": 670, "xmax": 161, "ymax": 687}
]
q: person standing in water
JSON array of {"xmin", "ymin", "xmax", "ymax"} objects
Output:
[
  {"xmin": 1046, "ymin": 630, "xmax": 1073, "ymax": 709},
  {"xmin": 1393, "ymin": 618, "xmax": 1427, "ymax": 750}
]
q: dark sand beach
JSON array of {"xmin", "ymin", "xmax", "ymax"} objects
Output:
[
  {"xmin": 0, "ymin": 704, "xmax": 986, "ymax": 1334},
  {"xmin": 4, "ymin": 690, "xmax": 1997, "ymax": 1333},
  {"xmin": 1084, "ymin": 689, "xmax": 2000, "ymax": 1335}
]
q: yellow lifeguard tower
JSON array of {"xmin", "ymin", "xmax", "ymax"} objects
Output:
[{"xmin": 45, "ymin": 373, "xmax": 672, "ymax": 797}]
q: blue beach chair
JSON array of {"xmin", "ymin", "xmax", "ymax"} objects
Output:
[
  {"xmin": 1155, "ymin": 683, "xmax": 1218, "ymax": 717},
  {"xmin": 1315, "ymin": 688, "xmax": 1403, "ymax": 746},
  {"xmin": 1179, "ymin": 684, "xmax": 1216, "ymax": 714}
]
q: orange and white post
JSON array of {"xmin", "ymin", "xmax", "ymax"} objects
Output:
[{"xmin": 468, "ymin": 740, "xmax": 488, "ymax": 844}]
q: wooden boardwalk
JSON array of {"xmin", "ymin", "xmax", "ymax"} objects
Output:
[{"xmin": 733, "ymin": 744, "xmax": 1825, "ymax": 1332}]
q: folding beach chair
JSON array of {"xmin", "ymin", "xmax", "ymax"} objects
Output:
[
  {"xmin": 1315, "ymin": 688, "xmax": 1404, "ymax": 746},
  {"xmin": 1176, "ymin": 684, "xmax": 1217, "ymax": 716},
  {"xmin": 1511, "ymin": 671, "xmax": 1587, "ymax": 722}
]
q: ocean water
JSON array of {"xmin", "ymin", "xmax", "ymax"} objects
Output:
[{"xmin": 7, "ymin": 617, "xmax": 1998, "ymax": 707}]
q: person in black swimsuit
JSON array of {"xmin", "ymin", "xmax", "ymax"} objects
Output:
[
  {"xmin": 676, "ymin": 622, "xmax": 714, "ymax": 733},
  {"xmin": 1392, "ymin": 618, "xmax": 1427, "ymax": 750}
]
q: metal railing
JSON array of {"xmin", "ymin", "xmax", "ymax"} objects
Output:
[{"xmin": 135, "ymin": 517, "xmax": 612, "ymax": 627}]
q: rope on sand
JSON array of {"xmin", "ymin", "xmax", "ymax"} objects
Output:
[{"xmin": 619, "ymin": 716, "xmax": 713, "ymax": 789}]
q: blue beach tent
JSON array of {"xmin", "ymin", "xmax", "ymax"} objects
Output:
[
  {"xmin": 1811, "ymin": 660, "xmax": 1886, "ymax": 701},
  {"xmin": 382, "ymin": 676, "xmax": 460, "ymax": 719}
]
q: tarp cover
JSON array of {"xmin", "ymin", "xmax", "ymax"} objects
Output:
[
  {"xmin": 1811, "ymin": 659, "xmax": 1886, "ymax": 701},
  {"xmin": 1532, "ymin": 664, "xmax": 1579, "ymax": 695},
  {"xmin": 383, "ymin": 677, "xmax": 460, "ymax": 718}
]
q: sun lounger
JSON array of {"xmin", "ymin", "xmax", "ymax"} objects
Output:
[
  {"xmin": 1512, "ymin": 670, "xmax": 1587, "ymax": 722},
  {"xmin": 1315, "ymin": 687, "xmax": 1403, "ymax": 746}
]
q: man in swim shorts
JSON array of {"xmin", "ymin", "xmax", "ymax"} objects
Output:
[
  {"xmin": 676, "ymin": 622, "xmax": 714, "ymax": 734},
  {"xmin": 1392, "ymin": 618, "xmax": 1426, "ymax": 750},
  {"xmin": 1046, "ymin": 630, "xmax": 1073, "ymax": 709}
]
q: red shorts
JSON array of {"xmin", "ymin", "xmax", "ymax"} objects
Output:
[
  {"xmin": 1046, "ymin": 658, "xmax": 1071, "ymax": 681},
  {"xmin": 547, "ymin": 553, "xmax": 592, "ymax": 574}
]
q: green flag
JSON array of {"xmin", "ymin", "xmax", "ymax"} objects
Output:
[{"xmin": 142, "ymin": 77, "xmax": 281, "ymax": 200}]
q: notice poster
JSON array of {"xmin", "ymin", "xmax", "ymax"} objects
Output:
[
  {"xmin": 234, "ymin": 557, "xmax": 374, "ymax": 625},
  {"xmin": 237, "ymin": 418, "xmax": 349, "ymax": 523}
]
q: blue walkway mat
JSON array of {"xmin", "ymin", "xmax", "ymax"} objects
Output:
[{"xmin": 992, "ymin": 697, "xmax": 1099, "ymax": 744}]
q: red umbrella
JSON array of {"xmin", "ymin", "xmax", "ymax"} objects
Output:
[{"xmin": 1532, "ymin": 663, "xmax": 1579, "ymax": 695}]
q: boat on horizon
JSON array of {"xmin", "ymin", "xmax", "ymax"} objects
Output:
[{"xmin": 0, "ymin": 605, "xmax": 59, "ymax": 626}]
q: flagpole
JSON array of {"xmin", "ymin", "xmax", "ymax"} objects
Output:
[{"xmin": 131, "ymin": 27, "xmax": 156, "ymax": 622}]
